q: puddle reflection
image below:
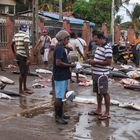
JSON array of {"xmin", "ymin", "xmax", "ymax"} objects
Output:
[
  {"xmin": 19, "ymin": 96, "xmax": 28, "ymax": 109},
  {"xmin": 96, "ymin": 119, "xmax": 110, "ymax": 127}
]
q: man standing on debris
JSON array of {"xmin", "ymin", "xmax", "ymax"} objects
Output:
[
  {"xmin": 87, "ymin": 32, "xmax": 112, "ymax": 120},
  {"xmin": 11, "ymin": 24, "xmax": 33, "ymax": 96},
  {"xmin": 53, "ymin": 30, "xmax": 76, "ymax": 124}
]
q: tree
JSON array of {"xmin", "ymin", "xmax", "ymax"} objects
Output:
[
  {"xmin": 125, "ymin": 3, "xmax": 140, "ymax": 30},
  {"xmin": 72, "ymin": 0, "xmax": 111, "ymax": 26},
  {"xmin": 15, "ymin": 0, "xmax": 32, "ymax": 13},
  {"xmin": 115, "ymin": 15, "xmax": 122, "ymax": 24},
  {"xmin": 72, "ymin": 0, "xmax": 130, "ymax": 27}
]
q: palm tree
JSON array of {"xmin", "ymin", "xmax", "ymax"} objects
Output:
[
  {"xmin": 125, "ymin": 3, "xmax": 140, "ymax": 30},
  {"xmin": 114, "ymin": 0, "xmax": 130, "ymax": 12}
]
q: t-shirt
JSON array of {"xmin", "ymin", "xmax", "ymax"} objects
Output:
[
  {"xmin": 53, "ymin": 44, "xmax": 71, "ymax": 81},
  {"xmin": 69, "ymin": 38, "xmax": 78, "ymax": 56},
  {"xmin": 76, "ymin": 37, "xmax": 87, "ymax": 55},
  {"xmin": 88, "ymin": 40, "xmax": 98, "ymax": 57},
  {"xmin": 39, "ymin": 35, "xmax": 51, "ymax": 49},
  {"xmin": 13, "ymin": 31, "xmax": 30, "ymax": 57},
  {"xmin": 92, "ymin": 43, "xmax": 112, "ymax": 75}
]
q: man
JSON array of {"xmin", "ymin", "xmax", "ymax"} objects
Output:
[
  {"xmin": 0, "ymin": 56, "xmax": 5, "ymax": 71},
  {"xmin": 35, "ymin": 28, "xmax": 51, "ymax": 68},
  {"xmin": 87, "ymin": 32, "xmax": 112, "ymax": 120},
  {"xmin": 88, "ymin": 30, "xmax": 98, "ymax": 58},
  {"xmin": 11, "ymin": 24, "xmax": 32, "ymax": 96},
  {"xmin": 68, "ymin": 32, "xmax": 84, "ymax": 83},
  {"xmin": 53, "ymin": 30, "xmax": 76, "ymax": 124},
  {"xmin": 76, "ymin": 32, "xmax": 87, "ymax": 63},
  {"xmin": 133, "ymin": 32, "xmax": 140, "ymax": 67}
]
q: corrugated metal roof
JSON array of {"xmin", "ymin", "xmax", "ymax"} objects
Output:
[{"xmin": 39, "ymin": 12, "xmax": 95, "ymax": 27}]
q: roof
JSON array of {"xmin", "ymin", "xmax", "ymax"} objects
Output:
[{"xmin": 39, "ymin": 12, "xmax": 95, "ymax": 27}]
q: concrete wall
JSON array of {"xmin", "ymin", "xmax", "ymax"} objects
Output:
[
  {"xmin": 0, "ymin": 15, "xmax": 91, "ymax": 65},
  {"xmin": 0, "ymin": 0, "xmax": 16, "ymax": 6}
]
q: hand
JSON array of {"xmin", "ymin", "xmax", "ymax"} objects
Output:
[
  {"xmin": 87, "ymin": 59, "xmax": 95, "ymax": 65},
  {"xmin": 70, "ymin": 63, "xmax": 76, "ymax": 68},
  {"xmin": 26, "ymin": 60, "xmax": 30, "ymax": 66}
]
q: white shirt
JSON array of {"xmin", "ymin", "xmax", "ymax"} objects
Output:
[{"xmin": 76, "ymin": 37, "xmax": 87, "ymax": 55}]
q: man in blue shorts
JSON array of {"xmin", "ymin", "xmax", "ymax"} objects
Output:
[
  {"xmin": 53, "ymin": 30, "xmax": 76, "ymax": 124},
  {"xmin": 87, "ymin": 32, "xmax": 112, "ymax": 120}
]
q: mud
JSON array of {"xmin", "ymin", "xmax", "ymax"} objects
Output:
[{"xmin": 0, "ymin": 65, "xmax": 140, "ymax": 140}]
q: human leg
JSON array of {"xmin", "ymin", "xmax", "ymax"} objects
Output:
[
  {"xmin": 54, "ymin": 80, "xmax": 69, "ymax": 124},
  {"xmin": 89, "ymin": 74, "xmax": 102, "ymax": 115},
  {"xmin": 17, "ymin": 55, "xmax": 31, "ymax": 95},
  {"xmin": 103, "ymin": 94, "xmax": 110, "ymax": 116}
]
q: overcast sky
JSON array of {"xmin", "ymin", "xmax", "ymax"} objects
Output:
[{"xmin": 117, "ymin": 0, "xmax": 140, "ymax": 23}]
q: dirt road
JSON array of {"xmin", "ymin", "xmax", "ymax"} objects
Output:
[{"xmin": 0, "ymin": 65, "xmax": 139, "ymax": 140}]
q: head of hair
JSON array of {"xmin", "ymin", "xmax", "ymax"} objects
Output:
[
  {"xmin": 19, "ymin": 24, "xmax": 27, "ymax": 32},
  {"xmin": 77, "ymin": 32, "xmax": 82, "ymax": 38},
  {"xmin": 97, "ymin": 32, "xmax": 105, "ymax": 39},
  {"xmin": 92, "ymin": 30, "xmax": 98, "ymax": 36},
  {"xmin": 70, "ymin": 32, "xmax": 76, "ymax": 38}
]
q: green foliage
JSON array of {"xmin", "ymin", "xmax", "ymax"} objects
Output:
[
  {"xmin": 72, "ymin": 0, "xmax": 111, "ymax": 26},
  {"xmin": 15, "ymin": 0, "xmax": 32, "ymax": 13},
  {"xmin": 115, "ymin": 15, "xmax": 122, "ymax": 24}
]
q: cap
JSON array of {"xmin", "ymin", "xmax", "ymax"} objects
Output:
[
  {"xmin": 42, "ymin": 27, "xmax": 47, "ymax": 33},
  {"xmin": 55, "ymin": 30, "xmax": 70, "ymax": 41},
  {"xmin": 19, "ymin": 24, "xmax": 27, "ymax": 32}
]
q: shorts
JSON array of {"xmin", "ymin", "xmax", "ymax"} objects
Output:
[
  {"xmin": 42, "ymin": 48, "xmax": 49, "ymax": 62},
  {"xmin": 92, "ymin": 74, "xmax": 108, "ymax": 95},
  {"xmin": 54, "ymin": 80, "xmax": 68, "ymax": 99},
  {"xmin": 16, "ymin": 54, "xmax": 29, "ymax": 76}
]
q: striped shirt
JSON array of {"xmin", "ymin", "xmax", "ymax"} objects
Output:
[
  {"xmin": 92, "ymin": 43, "xmax": 112, "ymax": 75},
  {"xmin": 13, "ymin": 31, "xmax": 30, "ymax": 57}
]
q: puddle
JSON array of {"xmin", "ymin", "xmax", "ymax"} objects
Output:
[
  {"xmin": 73, "ymin": 113, "xmax": 93, "ymax": 140},
  {"xmin": 112, "ymin": 121, "xmax": 140, "ymax": 140}
]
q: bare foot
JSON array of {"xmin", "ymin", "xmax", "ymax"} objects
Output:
[{"xmin": 24, "ymin": 88, "xmax": 34, "ymax": 94}]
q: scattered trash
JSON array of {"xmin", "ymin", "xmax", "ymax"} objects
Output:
[
  {"xmin": 32, "ymin": 83, "xmax": 45, "ymax": 88},
  {"xmin": 65, "ymin": 91, "xmax": 120, "ymax": 105},
  {"xmin": 120, "ymin": 78, "xmax": 139, "ymax": 85},
  {"xmin": 0, "ymin": 90, "xmax": 20, "ymax": 97},
  {"xmin": 35, "ymin": 69, "xmax": 52, "ymax": 74},
  {"xmin": 6, "ymin": 64, "xmax": 16, "ymax": 69},
  {"xmin": 119, "ymin": 102, "xmax": 140, "ymax": 111},
  {"xmin": 72, "ymin": 72, "xmax": 87, "ymax": 79},
  {"xmin": 63, "ymin": 90, "xmax": 77, "ymax": 104},
  {"xmin": 78, "ymin": 80, "xmax": 92, "ymax": 86},
  {"xmin": 127, "ymin": 71, "xmax": 140, "ymax": 79},
  {"xmin": 0, "ymin": 92, "xmax": 12, "ymax": 99},
  {"xmin": 0, "ymin": 76, "xmax": 14, "ymax": 84}
]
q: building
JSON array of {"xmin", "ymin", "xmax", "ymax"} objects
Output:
[{"xmin": 0, "ymin": 0, "xmax": 16, "ymax": 14}]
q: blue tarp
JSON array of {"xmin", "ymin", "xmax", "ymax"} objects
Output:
[{"xmin": 39, "ymin": 12, "xmax": 95, "ymax": 27}]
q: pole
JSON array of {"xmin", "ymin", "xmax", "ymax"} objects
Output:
[
  {"xmin": 32, "ymin": 0, "xmax": 38, "ymax": 48},
  {"xmin": 111, "ymin": 0, "xmax": 115, "ymax": 45},
  {"xmin": 59, "ymin": 0, "xmax": 63, "ymax": 20}
]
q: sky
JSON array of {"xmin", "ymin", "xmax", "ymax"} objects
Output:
[{"xmin": 116, "ymin": 0, "xmax": 140, "ymax": 23}]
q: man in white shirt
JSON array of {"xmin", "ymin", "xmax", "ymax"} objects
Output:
[{"xmin": 76, "ymin": 32, "xmax": 87, "ymax": 63}]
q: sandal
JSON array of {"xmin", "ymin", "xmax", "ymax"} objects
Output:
[
  {"xmin": 98, "ymin": 114, "xmax": 110, "ymax": 120},
  {"xmin": 24, "ymin": 89, "xmax": 34, "ymax": 94},
  {"xmin": 88, "ymin": 111, "xmax": 102, "ymax": 116}
]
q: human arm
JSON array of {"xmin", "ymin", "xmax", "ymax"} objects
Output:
[
  {"xmin": 76, "ymin": 47, "xmax": 85, "ymax": 60},
  {"xmin": 87, "ymin": 57, "xmax": 112, "ymax": 66},
  {"xmin": 56, "ymin": 59, "xmax": 75, "ymax": 68},
  {"xmin": 11, "ymin": 41, "xmax": 16, "ymax": 56}
]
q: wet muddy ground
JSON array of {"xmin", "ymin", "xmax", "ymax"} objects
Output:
[{"xmin": 0, "ymin": 65, "xmax": 140, "ymax": 140}]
